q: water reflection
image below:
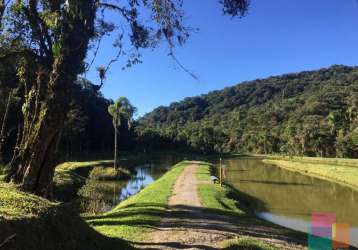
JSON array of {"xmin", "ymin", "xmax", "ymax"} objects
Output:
[
  {"xmin": 210, "ymin": 157, "xmax": 358, "ymax": 247},
  {"xmin": 79, "ymin": 154, "xmax": 184, "ymax": 214},
  {"xmin": 119, "ymin": 165, "xmax": 155, "ymax": 200}
]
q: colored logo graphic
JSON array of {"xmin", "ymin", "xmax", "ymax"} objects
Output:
[{"xmin": 308, "ymin": 212, "xmax": 350, "ymax": 250}]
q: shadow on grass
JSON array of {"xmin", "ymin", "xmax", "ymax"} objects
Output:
[
  {"xmin": 87, "ymin": 199, "xmax": 307, "ymax": 248},
  {"xmin": 0, "ymin": 203, "xmax": 133, "ymax": 250},
  {"xmin": 130, "ymin": 240, "xmax": 218, "ymax": 250}
]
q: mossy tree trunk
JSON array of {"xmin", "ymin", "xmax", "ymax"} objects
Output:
[{"xmin": 5, "ymin": 1, "xmax": 97, "ymax": 197}]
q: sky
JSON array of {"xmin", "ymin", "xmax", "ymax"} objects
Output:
[{"xmin": 86, "ymin": 0, "xmax": 358, "ymax": 117}]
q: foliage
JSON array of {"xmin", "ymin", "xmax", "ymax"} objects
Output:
[
  {"xmin": 108, "ymin": 97, "xmax": 136, "ymax": 130},
  {"xmin": 0, "ymin": 77, "xmax": 137, "ymax": 164},
  {"xmin": 139, "ymin": 65, "xmax": 358, "ymax": 157},
  {"xmin": 88, "ymin": 166, "xmax": 130, "ymax": 181},
  {"xmin": 53, "ymin": 160, "xmax": 113, "ymax": 201}
]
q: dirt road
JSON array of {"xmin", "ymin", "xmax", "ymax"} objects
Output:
[{"xmin": 136, "ymin": 163, "xmax": 305, "ymax": 250}]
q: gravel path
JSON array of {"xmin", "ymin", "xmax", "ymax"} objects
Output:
[{"xmin": 135, "ymin": 163, "xmax": 306, "ymax": 250}]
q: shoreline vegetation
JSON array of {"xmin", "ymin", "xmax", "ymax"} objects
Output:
[
  {"xmin": 53, "ymin": 160, "xmax": 131, "ymax": 202},
  {"xmin": 86, "ymin": 161, "xmax": 187, "ymax": 242},
  {"xmin": 1, "ymin": 156, "xmax": 357, "ymax": 249},
  {"xmin": 264, "ymin": 155, "xmax": 358, "ymax": 191}
]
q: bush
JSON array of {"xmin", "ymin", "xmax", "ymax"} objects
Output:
[
  {"xmin": 88, "ymin": 167, "xmax": 131, "ymax": 181},
  {"xmin": 222, "ymin": 237, "xmax": 279, "ymax": 250}
]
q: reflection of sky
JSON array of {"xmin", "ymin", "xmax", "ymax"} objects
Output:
[
  {"xmin": 119, "ymin": 165, "xmax": 155, "ymax": 200},
  {"xmin": 257, "ymin": 211, "xmax": 358, "ymax": 247},
  {"xmin": 257, "ymin": 212, "xmax": 310, "ymax": 233},
  {"xmin": 219, "ymin": 158, "xmax": 358, "ymax": 248}
]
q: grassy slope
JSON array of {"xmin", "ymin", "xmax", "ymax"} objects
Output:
[
  {"xmin": 0, "ymin": 160, "xmax": 136, "ymax": 249},
  {"xmin": 86, "ymin": 161, "xmax": 187, "ymax": 243},
  {"xmin": 53, "ymin": 160, "xmax": 133, "ymax": 201},
  {"xmin": 264, "ymin": 156, "xmax": 358, "ymax": 190},
  {"xmin": 196, "ymin": 162, "xmax": 301, "ymax": 250},
  {"xmin": 0, "ymin": 182, "xmax": 131, "ymax": 250}
]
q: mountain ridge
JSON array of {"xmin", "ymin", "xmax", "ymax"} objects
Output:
[{"xmin": 138, "ymin": 65, "xmax": 358, "ymax": 157}]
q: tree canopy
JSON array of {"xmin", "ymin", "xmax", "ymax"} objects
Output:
[
  {"xmin": 139, "ymin": 65, "xmax": 358, "ymax": 157},
  {"xmin": 0, "ymin": 0, "xmax": 250, "ymax": 196}
]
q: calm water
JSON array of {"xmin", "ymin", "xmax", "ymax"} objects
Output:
[
  {"xmin": 81, "ymin": 154, "xmax": 358, "ymax": 246},
  {"xmin": 211, "ymin": 157, "xmax": 358, "ymax": 247},
  {"xmin": 79, "ymin": 154, "xmax": 187, "ymax": 214}
]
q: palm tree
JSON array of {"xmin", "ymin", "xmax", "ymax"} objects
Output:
[{"xmin": 108, "ymin": 97, "xmax": 136, "ymax": 169}]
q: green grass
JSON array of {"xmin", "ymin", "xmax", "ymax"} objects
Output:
[
  {"xmin": 56, "ymin": 160, "xmax": 113, "ymax": 174},
  {"xmin": 86, "ymin": 161, "xmax": 187, "ymax": 242},
  {"xmin": 89, "ymin": 166, "xmax": 130, "ymax": 181},
  {"xmin": 196, "ymin": 164, "xmax": 245, "ymax": 215},
  {"xmin": 264, "ymin": 156, "xmax": 358, "ymax": 190},
  {"xmin": 0, "ymin": 182, "xmax": 131, "ymax": 250},
  {"xmin": 196, "ymin": 162, "xmax": 304, "ymax": 249},
  {"xmin": 0, "ymin": 182, "xmax": 55, "ymax": 219},
  {"xmin": 221, "ymin": 237, "xmax": 279, "ymax": 250},
  {"xmin": 53, "ymin": 160, "xmax": 129, "ymax": 201}
]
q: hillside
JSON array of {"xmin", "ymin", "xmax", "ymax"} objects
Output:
[{"xmin": 138, "ymin": 65, "xmax": 358, "ymax": 157}]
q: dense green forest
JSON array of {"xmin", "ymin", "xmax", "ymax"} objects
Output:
[
  {"xmin": 0, "ymin": 77, "xmax": 136, "ymax": 163},
  {"xmin": 2, "ymin": 65, "xmax": 358, "ymax": 163},
  {"xmin": 139, "ymin": 65, "xmax": 358, "ymax": 157}
]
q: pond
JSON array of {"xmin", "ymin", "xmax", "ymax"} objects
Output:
[
  {"xmin": 79, "ymin": 153, "xmax": 193, "ymax": 214},
  {"xmin": 210, "ymin": 157, "xmax": 358, "ymax": 247}
]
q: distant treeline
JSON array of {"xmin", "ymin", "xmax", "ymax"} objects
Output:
[
  {"xmin": 2, "ymin": 65, "xmax": 358, "ymax": 161},
  {"xmin": 139, "ymin": 65, "xmax": 358, "ymax": 157}
]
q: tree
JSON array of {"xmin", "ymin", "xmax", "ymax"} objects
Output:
[
  {"xmin": 0, "ymin": 90, "xmax": 12, "ymax": 164},
  {"xmin": 139, "ymin": 65, "xmax": 358, "ymax": 157},
  {"xmin": 1, "ymin": 0, "xmax": 248, "ymax": 197},
  {"xmin": 108, "ymin": 97, "xmax": 136, "ymax": 169}
]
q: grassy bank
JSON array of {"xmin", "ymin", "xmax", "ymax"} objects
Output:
[
  {"xmin": 196, "ymin": 162, "xmax": 305, "ymax": 250},
  {"xmin": 0, "ymin": 182, "xmax": 131, "ymax": 250},
  {"xmin": 86, "ymin": 161, "xmax": 187, "ymax": 242},
  {"xmin": 264, "ymin": 156, "xmax": 358, "ymax": 190},
  {"xmin": 53, "ymin": 160, "xmax": 131, "ymax": 201}
]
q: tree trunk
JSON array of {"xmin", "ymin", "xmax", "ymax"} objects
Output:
[
  {"xmin": 5, "ymin": 1, "xmax": 97, "ymax": 197},
  {"xmin": 114, "ymin": 125, "xmax": 117, "ymax": 169},
  {"xmin": 0, "ymin": 90, "xmax": 12, "ymax": 164},
  {"xmin": 0, "ymin": 0, "xmax": 5, "ymax": 28}
]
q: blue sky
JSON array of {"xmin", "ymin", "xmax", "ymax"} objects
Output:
[{"xmin": 86, "ymin": 0, "xmax": 358, "ymax": 117}]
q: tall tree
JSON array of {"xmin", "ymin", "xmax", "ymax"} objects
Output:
[
  {"xmin": 108, "ymin": 97, "xmax": 136, "ymax": 169},
  {"xmin": 1, "ymin": 0, "xmax": 248, "ymax": 197},
  {"xmin": 0, "ymin": 90, "xmax": 12, "ymax": 164}
]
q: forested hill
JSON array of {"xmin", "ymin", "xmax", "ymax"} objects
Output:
[{"xmin": 138, "ymin": 65, "xmax": 358, "ymax": 157}]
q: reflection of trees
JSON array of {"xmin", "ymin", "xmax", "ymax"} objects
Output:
[
  {"xmin": 119, "ymin": 167, "xmax": 152, "ymax": 200},
  {"xmin": 78, "ymin": 154, "xmax": 181, "ymax": 214},
  {"xmin": 218, "ymin": 158, "xmax": 358, "ymax": 226}
]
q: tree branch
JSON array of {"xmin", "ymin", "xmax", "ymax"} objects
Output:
[
  {"xmin": 0, "ymin": 234, "xmax": 16, "ymax": 248},
  {"xmin": 168, "ymin": 50, "xmax": 198, "ymax": 80},
  {"xmin": 98, "ymin": 2, "xmax": 133, "ymax": 22},
  {"xmin": 26, "ymin": 0, "xmax": 53, "ymax": 59}
]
